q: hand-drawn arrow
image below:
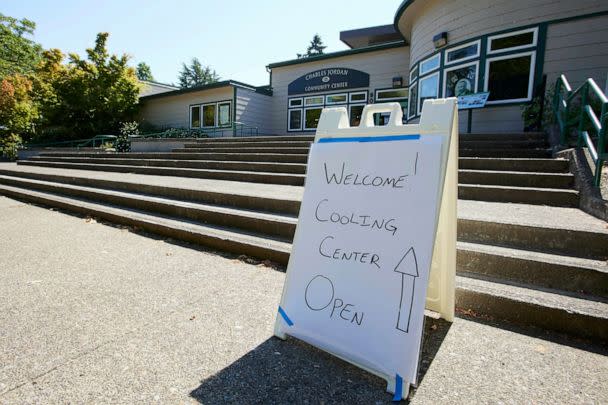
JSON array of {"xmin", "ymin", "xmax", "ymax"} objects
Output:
[{"xmin": 394, "ymin": 247, "xmax": 419, "ymax": 333}]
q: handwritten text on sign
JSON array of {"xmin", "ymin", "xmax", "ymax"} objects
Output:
[{"xmin": 277, "ymin": 135, "xmax": 444, "ymax": 386}]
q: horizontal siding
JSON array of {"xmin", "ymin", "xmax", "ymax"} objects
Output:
[
  {"xmin": 235, "ymin": 89, "xmax": 274, "ymax": 135},
  {"xmin": 269, "ymin": 47, "xmax": 409, "ymax": 135},
  {"xmin": 544, "ymin": 14, "xmax": 608, "ymax": 89},
  {"xmin": 139, "ymin": 87, "xmax": 233, "ymax": 130},
  {"xmin": 400, "ymin": 0, "xmax": 608, "ymax": 66}
]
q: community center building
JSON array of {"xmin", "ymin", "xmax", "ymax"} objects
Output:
[{"xmin": 139, "ymin": 0, "xmax": 608, "ymax": 135}]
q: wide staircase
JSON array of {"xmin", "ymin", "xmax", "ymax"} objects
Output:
[{"xmin": 1, "ymin": 133, "xmax": 606, "ymax": 343}]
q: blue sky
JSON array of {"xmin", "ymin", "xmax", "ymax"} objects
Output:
[{"xmin": 4, "ymin": 0, "xmax": 400, "ymax": 86}]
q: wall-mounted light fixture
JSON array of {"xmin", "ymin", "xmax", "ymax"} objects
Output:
[
  {"xmin": 392, "ymin": 76, "xmax": 403, "ymax": 88},
  {"xmin": 433, "ymin": 32, "xmax": 448, "ymax": 49}
]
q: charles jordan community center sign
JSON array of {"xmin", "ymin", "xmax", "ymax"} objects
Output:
[{"xmin": 288, "ymin": 67, "xmax": 370, "ymax": 95}]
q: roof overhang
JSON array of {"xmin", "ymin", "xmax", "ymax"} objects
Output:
[{"xmin": 340, "ymin": 24, "xmax": 404, "ymax": 49}]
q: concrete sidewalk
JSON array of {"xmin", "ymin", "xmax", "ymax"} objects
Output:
[{"xmin": 0, "ymin": 196, "xmax": 606, "ymax": 404}]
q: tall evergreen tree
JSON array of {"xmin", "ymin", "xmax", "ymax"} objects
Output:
[
  {"xmin": 297, "ymin": 34, "xmax": 327, "ymax": 58},
  {"xmin": 136, "ymin": 62, "xmax": 154, "ymax": 81},
  {"xmin": 178, "ymin": 58, "xmax": 220, "ymax": 88}
]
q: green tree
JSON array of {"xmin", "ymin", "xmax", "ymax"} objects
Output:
[
  {"xmin": 0, "ymin": 14, "xmax": 42, "ymax": 79},
  {"xmin": 136, "ymin": 62, "xmax": 154, "ymax": 81},
  {"xmin": 0, "ymin": 74, "xmax": 38, "ymax": 158},
  {"xmin": 297, "ymin": 34, "xmax": 326, "ymax": 58},
  {"xmin": 178, "ymin": 58, "xmax": 219, "ymax": 88}
]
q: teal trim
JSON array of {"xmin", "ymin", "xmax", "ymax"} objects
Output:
[
  {"xmin": 267, "ymin": 41, "xmax": 407, "ymax": 69},
  {"xmin": 393, "ymin": 0, "xmax": 416, "ymax": 36}
]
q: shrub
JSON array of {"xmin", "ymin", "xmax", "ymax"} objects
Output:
[
  {"xmin": 0, "ymin": 133, "xmax": 23, "ymax": 160},
  {"xmin": 116, "ymin": 121, "xmax": 138, "ymax": 152}
]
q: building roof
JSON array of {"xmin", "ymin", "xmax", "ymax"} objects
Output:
[
  {"xmin": 266, "ymin": 40, "xmax": 407, "ymax": 69},
  {"xmin": 139, "ymin": 80, "xmax": 271, "ymax": 101},
  {"xmin": 339, "ymin": 24, "xmax": 403, "ymax": 49}
]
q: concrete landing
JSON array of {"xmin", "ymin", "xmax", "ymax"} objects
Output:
[{"xmin": 0, "ymin": 196, "xmax": 606, "ymax": 404}]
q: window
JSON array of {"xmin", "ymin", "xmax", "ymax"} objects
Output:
[
  {"xmin": 409, "ymin": 65, "xmax": 418, "ymax": 83},
  {"xmin": 445, "ymin": 40, "xmax": 480, "ymax": 65},
  {"xmin": 202, "ymin": 103, "xmax": 216, "ymax": 127},
  {"xmin": 289, "ymin": 98, "xmax": 303, "ymax": 108},
  {"xmin": 408, "ymin": 81, "xmax": 418, "ymax": 119},
  {"xmin": 349, "ymin": 104, "xmax": 365, "ymax": 127},
  {"xmin": 419, "ymin": 53, "xmax": 440, "ymax": 75},
  {"xmin": 288, "ymin": 109, "xmax": 303, "ymax": 131},
  {"xmin": 349, "ymin": 92, "xmax": 367, "ymax": 103},
  {"xmin": 443, "ymin": 61, "xmax": 478, "ymax": 97},
  {"xmin": 218, "ymin": 102, "xmax": 231, "ymax": 127},
  {"xmin": 325, "ymin": 94, "xmax": 347, "ymax": 105},
  {"xmin": 488, "ymin": 28, "xmax": 537, "ymax": 54},
  {"xmin": 190, "ymin": 105, "xmax": 201, "ymax": 128},
  {"xmin": 418, "ymin": 72, "xmax": 439, "ymax": 114},
  {"xmin": 304, "ymin": 107, "xmax": 323, "ymax": 130},
  {"xmin": 376, "ymin": 88, "xmax": 408, "ymax": 101},
  {"xmin": 484, "ymin": 51, "xmax": 535, "ymax": 103},
  {"xmin": 304, "ymin": 96, "xmax": 324, "ymax": 106}
]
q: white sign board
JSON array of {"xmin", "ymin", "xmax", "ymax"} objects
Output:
[
  {"xmin": 457, "ymin": 92, "xmax": 489, "ymax": 109},
  {"xmin": 275, "ymin": 133, "xmax": 446, "ymax": 400}
]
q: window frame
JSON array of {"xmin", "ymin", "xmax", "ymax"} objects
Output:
[
  {"xmin": 487, "ymin": 27, "xmax": 538, "ymax": 55},
  {"xmin": 484, "ymin": 50, "xmax": 536, "ymax": 105},
  {"xmin": 417, "ymin": 71, "xmax": 440, "ymax": 115},
  {"xmin": 408, "ymin": 81, "xmax": 418, "ymax": 120},
  {"xmin": 348, "ymin": 103, "xmax": 366, "ymax": 127},
  {"xmin": 189, "ymin": 105, "xmax": 201, "ymax": 129},
  {"xmin": 304, "ymin": 95, "xmax": 324, "ymax": 106},
  {"xmin": 303, "ymin": 106, "xmax": 324, "ymax": 131},
  {"xmin": 217, "ymin": 101, "xmax": 231, "ymax": 127},
  {"xmin": 288, "ymin": 97, "xmax": 303, "ymax": 108},
  {"xmin": 442, "ymin": 60, "xmax": 479, "ymax": 98},
  {"xmin": 409, "ymin": 65, "xmax": 418, "ymax": 83},
  {"xmin": 375, "ymin": 87, "xmax": 409, "ymax": 102},
  {"xmin": 287, "ymin": 108, "xmax": 303, "ymax": 132},
  {"xmin": 348, "ymin": 91, "xmax": 367, "ymax": 103},
  {"xmin": 325, "ymin": 93, "xmax": 348, "ymax": 105},
  {"xmin": 444, "ymin": 39, "xmax": 481, "ymax": 66},
  {"xmin": 201, "ymin": 102, "xmax": 217, "ymax": 128},
  {"xmin": 419, "ymin": 53, "xmax": 440, "ymax": 75}
]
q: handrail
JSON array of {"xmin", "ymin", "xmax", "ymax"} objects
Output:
[
  {"xmin": 552, "ymin": 75, "xmax": 607, "ymax": 187},
  {"xmin": 138, "ymin": 122, "xmax": 259, "ymax": 139},
  {"xmin": 24, "ymin": 134, "xmax": 117, "ymax": 149}
]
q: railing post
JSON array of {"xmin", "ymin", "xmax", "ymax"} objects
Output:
[
  {"xmin": 596, "ymin": 106, "xmax": 607, "ymax": 186},
  {"xmin": 577, "ymin": 82, "xmax": 589, "ymax": 147}
]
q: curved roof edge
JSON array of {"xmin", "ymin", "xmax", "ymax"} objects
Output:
[{"xmin": 393, "ymin": 0, "xmax": 416, "ymax": 37}]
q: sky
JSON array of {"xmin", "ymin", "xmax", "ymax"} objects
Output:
[{"xmin": 3, "ymin": 0, "xmax": 400, "ymax": 86}]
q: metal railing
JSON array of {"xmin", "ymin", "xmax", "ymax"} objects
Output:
[
  {"xmin": 553, "ymin": 74, "xmax": 607, "ymax": 186},
  {"xmin": 24, "ymin": 134, "xmax": 117, "ymax": 149},
  {"xmin": 138, "ymin": 122, "xmax": 259, "ymax": 139}
]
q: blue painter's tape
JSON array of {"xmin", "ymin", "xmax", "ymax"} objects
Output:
[
  {"xmin": 392, "ymin": 374, "xmax": 403, "ymax": 402},
  {"xmin": 278, "ymin": 306, "xmax": 294, "ymax": 326},
  {"xmin": 318, "ymin": 134, "xmax": 420, "ymax": 144}
]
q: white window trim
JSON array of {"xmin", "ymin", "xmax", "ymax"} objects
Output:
[
  {"xmin": 217, "ymin": 101, "xmax": 231, "ymax": 127},
  {"xmin": 487, "ymin": 27, "xmax": 538, "ymax": 55},
  {"xmin": 408, "ymin": 81, "xmax": 418, "ymax": 120},
  {"xmin": 417, "ymin": 71, "xmax": 439, "ymax": 115},
  {"xmin": 303, "ymin": 106, "xmax": 323, "ymax": 131},
  {"xmin": 287, "ymin": 108, "xmax": 303, "ymax": 132},
  {"xmin": 419, "ymin": 53, "xmax": 440, "ymax": 75},
  {"xmin": 348, "ymin": 91, "xmax": 367, "ymax": 103},
  {"xmin": 442, "ymin": 60, "xmax": 479, "ymax": 98},
  {"xmin": 189, "ymin": 105, "xmax": 201, "ymax": 129},
  {"xmin": 375, "ymin": 88, "xmax": 409, "ymax": 102},
  {"xmin": 325, "ymin": 93, "xmax": 348, "ymax": 105},
  {"xmin": 288, "ymin": 97, "xmax": 303, "ymax": 108},
  {"xmin": 484, "ymin": 51, "xmax": 536, "ymax": 105},
  {"xmin": 444, "ymin": 39, "xmax": 481, "ymax": 66},
  {"xmin": 409, "ymin": 66, "xmax": 418, "ymax": 83},
  {"xmin": 304, "ymin": 96, "xmax": 324, "ymax": 106},
  {"xmin": 201, "ymin": 102, "xmax": 217, "ymax": 128}
]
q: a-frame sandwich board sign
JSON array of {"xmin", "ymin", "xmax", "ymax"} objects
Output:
[{"xmin": 274, "ymin": 99, "xmax": 457, "ymax": 400}]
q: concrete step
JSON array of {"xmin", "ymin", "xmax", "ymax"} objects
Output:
[
  {"xmin": 459, "ymin": 140, "xmax": 547, "ymax": 149},
  {"xmin": 459, "ymin": 169, "xmax": 574, "ymax": 189},
  {"xmin": 173, "ymin": 147, "xmax": 311, "ymax": 154},
  {"xmin": 0, "ymin": 183, "xmax": 291, "ymax": 264},
  {"xmin": 0, "ymin": 175, "xmax": 297, "ymax": 240},
  {"xmin": 456, "ymin": 275, "xmax": 608, "ymax": 342},
  {"xmin": 195, "ymin": 135, "xmax": 315, "ymax": 143},
  {"xmin": 17, "ymin": 160, "xmax": 306, "ymax": 186},
  {"xmin": 37, "ymin": 152, "xmax": 309, "ymax": 163},
  {"xmin": 459, "ymin": 132, "xmax": 546, "ymax": 141},
  {"xmin": 27, "ymin": 156, "xmax": 308, "ymax": 174},
  {"xmin": 459, "ymin": 184, "xmax": 579, "ymax": 207},
  {"xmin": 457, "ymin": 241, "xmax": 608, "ymax": 298},
  {"xmin": 460, "ymin": 148, "xmax": 552, "ymax": 158},
  {"xmin": 459, "ymin": 158, "xmax": 569, "ymax": 173},
  {"xmin": 183, "ymin": 141, "xmax": 313, "ymax": 148}
]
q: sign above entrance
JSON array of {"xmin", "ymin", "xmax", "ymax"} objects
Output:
[{"xmin": 288, "ymin": 67, "xmax": 370, "ymax": 95}]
